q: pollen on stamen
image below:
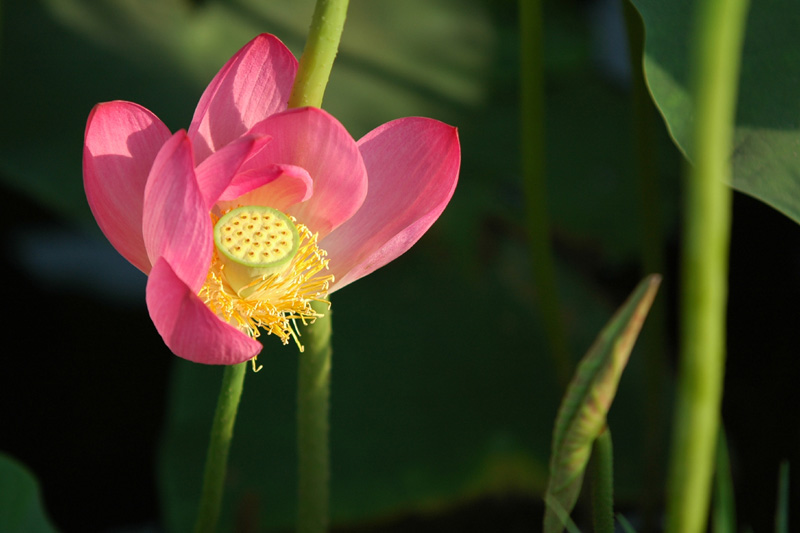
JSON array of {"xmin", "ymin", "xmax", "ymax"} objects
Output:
[{"xmin": 200, "ymin": 211, "xmax": 333, "ymax": 350}]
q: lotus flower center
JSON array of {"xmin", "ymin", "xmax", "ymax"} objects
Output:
[
  {"xmin": 201, "ymin": 206, "xmax": 333, "ymax": 351},
  {"xmin": 213, "ymin": 206, "xmax": 300, "ymax": 292}
]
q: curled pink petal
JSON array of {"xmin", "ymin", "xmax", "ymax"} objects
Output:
[
  {"xmin": 246, "ymin": 107, "xmax": 368, "ymax": 237},
  {"xmin": 83, "ymin": 101, "xmax": 171, "ymax": 274},
  {"xmin": 195, "ymin": 134, "xmax": 271, "ymax": 209},
  {"xmin": 147, "ymin": 258, "xmax": 262, "ymax": 364},
  {"xmin": 216, "ymin": 163, "xmax": 313, "ymax": 212},
  {"xmin": 321, "ymin": 118, "xmax": 460, "ymax": 292},
  {"xmin": 142, "ymin": 131, "xmax": 211, "ymax": 293},
  {"xmin": 188, "ymin": 34, "xmax": 298, "ymax": 163}
]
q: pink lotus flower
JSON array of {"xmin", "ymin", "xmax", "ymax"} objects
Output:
[{"xmin": 83, "ymin": 34, "xmax": 460, "ymax": 365}]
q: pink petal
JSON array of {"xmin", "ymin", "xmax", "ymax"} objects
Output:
[
  {"xmin": 246, "ymin": 107, "xmax": 368, "ymax": 237},
  {"xmin": 216, "ymin": 163, "xmax": 313, "ymax": 211},
  {"xmin": 147, "ymin": 257, "xmax": 262, "ymax": 364},
  {"xmin": 142, "ymin": 131, "xmax": 212, "ymax": 293},
  {"xmin": 83, "ymin": 101, "xmax": 171, "ymax": 274},
  {"xmin": 321, "ymin": 118, "xmax": 460, "ymax": 292},
  {"xmin": 195, "ymin": 134, "xmax": 271, "ymax": 209},
  {"xmin": 188, "ymin": 34, "xmax": 298, "ymax": 163}
]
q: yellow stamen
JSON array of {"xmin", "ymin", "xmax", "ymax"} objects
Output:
[{"xmin": 199, "ymin": 208, "xmax": 333, "ymax": 351}]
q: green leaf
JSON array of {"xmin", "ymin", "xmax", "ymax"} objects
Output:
[
  {"xmin": 0, "ymin": 453, "xmax": 59, "ymax": 533},
  {"xmin": 543, "ymin": 275, "xmax": 661, "ymax": 533},
  {"xmin": 629, "ymin": 0, "xmax": 800, "ymax": 225},
  {"xmin": 159, "ymin": 262, "xmax": 549, "ymax": 531}
]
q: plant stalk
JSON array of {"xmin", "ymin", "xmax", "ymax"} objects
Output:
[
  {"xmin": 288, "ymin": 0, "xmax": 350, "ymax": 109},
  {"xmin": 665, "ymin": 0, "xmax": 749, "ymax": 531},
  {"xmin": 193, "ymin": 361, "xmax": 248, "ymax": 533},
  {"xmin": 621, "ymin": 2, "xmax": 668, "ymax": 530},
  {"xmin": 288, "ymin": 1, "xmax": 349, "ymax": 530},
  {"xmin": 519, "ymin": 0, "xmax": 571, "ymax": 388},
  {"xmin": 592, "ymin": 426, "xmax": 615, "ymax": 533},
  {"xmin": 298, "ymin": 303, "xmax": 333, "ymax": 533}
]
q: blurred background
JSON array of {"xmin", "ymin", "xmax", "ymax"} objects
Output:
[{"xmin": 1, "ymin": 0, "xmax": 798, "ymax": 531}]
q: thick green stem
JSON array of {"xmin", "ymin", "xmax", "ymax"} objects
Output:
[
  {"xmin": 591, "ymin": 426, "xmax": 615, "ymax": 533},
  {"xmin": 288, "ymin": 2, "xmax": 348, "ymax": 530},
  {"xmin": 193, "ymin": 362, "xmax": 248, "ymax": 533},
  {"xmin": 519, "ymin": 0, "xmax": 571, "ymax": 388},
  {"xmin": 288, "ymin": 0, "xmax": 350, "ymax": 109},
  {"xmin": 298, "ymin": 302, "xmax": 333, "ymax": 533},
  {"xmin": 665, "ymin": 0, "xmax": 749, "ymax": 531},
  {"xmin": 621, "ymin": 3, "xmax": 668, "ymax": 530}
]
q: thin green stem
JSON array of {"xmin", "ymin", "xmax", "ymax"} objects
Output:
[
  {"xmin": 591, "ymin": 426, "xmax": 615, "ymax": 533},
  {"xmin": 288, "ymin": 0, "xmax": 350, "ymax": 109},
  {"xmin": 621, "ymin": 3, "xmax": 668, "ymax": 530},
  {"xmin": 665, "ymin": 0, "xmax": 749, "ymax": 531},
  {"xmin": 775, "ymin": 461, "xmax": 789, "ymax": 533},
  {"xmin": 518, "ymin": 0, "xmax": 571, "ymax": 388},
  {"xmin": 622, "ymin": 3, "xmax": 664, "ymax": 281},
  {"xmin": 712, "ymin": 428, "xmax": 736, "ymax": 533},
  {"xmin": 193, "ymin": 362, "xmax": 248, "ymax": 533},
  {"xmin": 298, "ymin": 302, "xmax": 333, "ymax": 533}
]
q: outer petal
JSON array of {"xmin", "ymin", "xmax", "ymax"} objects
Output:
[
  {"xmin": 246, "ymin": 107, "xmax": 368, "ymax": 237},
  {"xmin": 83, "ymin": 101, "xmax": 171, "ymax": 274},
  {"xmin": 147, "ymin": 258, "xmax": 262, "ymax": 364},
  {"xmin": 321, "ymin": 118, "xmax": 460, "ymax": 292},
  {"xmin": 188, "ymin": 34, "xmax": 298, "ymax": 163},
  {"xmin": 142, "ymin": 131, "xmax": 211, "ymax": 293}
]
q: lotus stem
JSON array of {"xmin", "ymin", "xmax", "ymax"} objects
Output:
[
  {"xmin": 193, "ymin": 361, "xmax": 248, "ymax": 533},
  {"xmin": 592, "ymin": 426, "xmax": 615, "ymax": 533},
  {"xmin": 289, "ymin": 1, "xmax": 349, "ymax": 530},
  {"xmin": 289, "ymin": 0, "xmax": 350, "ymax": 109},
  {"xmin": 665, "ymin": 0, "xmax": 749, "ymax": 531},
  {"xmin": 621, "ymin": 3, "xmax": 668, "ymax": 529},
  {"xmin": 519, "ymin": 0, "xmax": 571, "ymax": 388},
  {"xmin": 298, "ymin": 303, "xmax": 333, "ymax": 533}
]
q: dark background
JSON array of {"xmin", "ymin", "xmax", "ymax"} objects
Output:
[{"xmin": 1, "ymin": 0, "xmax": 798, "ymax": 531}]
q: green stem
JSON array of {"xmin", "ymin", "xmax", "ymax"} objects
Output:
[
  {"xmin": 193, "ymin": 362, "xmax": 248, "ymax": 533},
  {"xmin": 591, "ymin": 426, "xmax": 615, "ymax": 533},
  {"xmin": 298, "ymin": 302, "xmax": 333, "ymax": 533},
  {"xmin": 288, "ymin": 0, "xmax": 350, "ymax": 109},
  {"xmin": 712, "ymin": 428, "xmax": 736, "ymax": 533},
  {"xmin": 775, "ymin": 461, "xmax": 790, "ymax": 533},
  {"xmin": 622, "ymin": 2, "xmax": 663, "ymax": 281},
  {"xmin": 621, "ymin": 3, "xmax": 668, "ymax": 530},
  {"xmin": 288, "ymin": 1, "xmax": 348, "ymax": 529},
  {"xmin": 518, "ymin": 0, "xmax": 571, "ymax": 388},
  {"xmin": 665, "ymin": 0, "xmax": 749, "ymax": 531}
]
